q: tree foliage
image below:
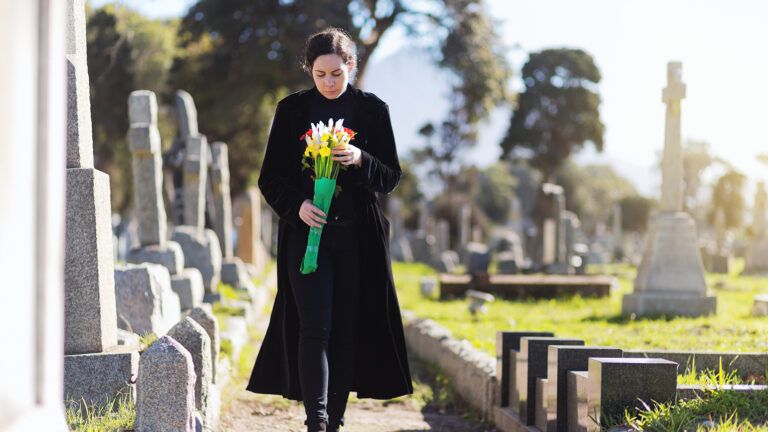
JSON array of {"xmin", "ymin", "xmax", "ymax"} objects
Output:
[
  {"xmin": 500, "ymin": 48, "xmax": 604, "ymax": 180},
  {"xmin": 557, "ymin": 162, "xmax": 637, "ymax": 233},
  {"xmin": 170, "ymin": 0, "xmax": 510, "ymax": 197},
  {"xmin": 87, "ymin": 8, "xmax": 135, "ymax": 212},
  {"xmin": 619, "ymin": 194, "xmax": 655, "ymax": 232}
]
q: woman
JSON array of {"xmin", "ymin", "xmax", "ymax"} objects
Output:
[{"xmin": 246, "ymin": 27, "xmax": 413, "ymax": 432}]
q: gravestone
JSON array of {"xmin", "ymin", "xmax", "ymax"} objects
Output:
[
  {"xmin": 496, "ymin": 331, "xmax": 553, "ymax": 409},
  {"xmin": 622, "ymin": 62, "xmax": 716, "ymax": 317},
  {"xmin": 167, "ymin": 317, "xmax": 219, "ymax": 430},
  {"xmin": 63, "ymin": 0, "xmax": 139, "ymax": 411},
  {"xmin": 545, "ymin": 346, "xmax": 623, "ymax": 432},
  {"xmin": 212, "ymin": 142, "xmax": 257, "ymax": 291},
  {"xmin": 459, "ymin": 204, "xmax": 472, "ymax": 253},
  {"xmin": 233, "ymin": 187, "xmax": 267, "ymax": 274},
  {"xmin": 745, "ymin": 182, "xmax": 768, "ymax": 274},
  {"xmin": 539, "ymin": 183, "xmax": 569, "ymax": 274},
  {"xmin": 135, "ymin": 336, "xmax": 196, "ymax": 432},
  {"xmin": 388, "ymin": 196, "xmax": 414, "ymax": 262},
  {"xmin": 114, "ymin": 264, "xmax": 181, "ymax": 337},
  {"xmin": 1, "ymin": 2, "xmax": 69, "ymax": 427},
  {"xmin": 514, "ymin": 337, "xmax": 583, "ymax": 424},
  {"xmin": 435, "ymin": 219, "xmax": 450, "ymax": 253},
  {"xmin": 124, "ymin": 90, "xmax": 203, "ymax": 311},
  {"xmin": 188, "ymin": 307, "xmax": 220, "ymax": 383},
  {"xmin": 587, "ymin": 358, "xmax": 677, "ymax": 428},
  {"xmin": 612, "ymin": 204, "xmax": 623, "ymax": 260},
  {"xmin": 170, "ymin": 91, "xmax": 223, "ymax": 298}
]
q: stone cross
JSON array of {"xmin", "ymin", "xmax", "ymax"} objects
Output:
[
  {"xmin": 211, "ymin": 142, "xmax": 234, "ymax": 257},
  {"xmin": 660, "ymin": 62, "xmax": 686, "ymax": 213},
  {"xmin": 754, "ymin": 182, "xmax": 766, "ymax": 239},
  {"xmin": 129, "ymin": 91, "xmax": 167, "ymax": 247}
]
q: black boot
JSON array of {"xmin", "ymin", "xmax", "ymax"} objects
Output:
[{"xmin": 305, "ymin": 418, "xmax": 328, "ymax": 432}]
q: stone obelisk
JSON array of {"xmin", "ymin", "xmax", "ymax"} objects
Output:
[{"xmin": 622, "ymin": 62, "xmax": 716, "ymax": 317}]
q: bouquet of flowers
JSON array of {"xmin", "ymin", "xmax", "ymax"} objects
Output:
[{"xmin": 298, "ymin": 118, "xmax": 357, "ymax": 274}]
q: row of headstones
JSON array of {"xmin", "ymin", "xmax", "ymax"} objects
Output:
[
  {"xmin": 495, "ymin": 331, "xmax": 765, "ymax": 431},
  {"xmin": 387, "ymin": 187, "xmax": 587, "ymax": 276}
]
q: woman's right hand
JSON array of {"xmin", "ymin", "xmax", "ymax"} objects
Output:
[{"xmin": 299, "ymin": 199, "xmax": 327, "ymax": 228}]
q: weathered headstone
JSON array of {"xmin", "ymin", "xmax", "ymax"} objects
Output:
[
  {"xmin": 435, "ymin": 219, "xmax": 450, "ymax": 253},
  {"xmin": 167, "ymin": 317, "xmax": 218, "ymax": 429},
  {"xmin": 170, "ymin": 91, "xmax": 223, "ymax": 297},
  {"xmin": 233, "ymin": 187, "xmax": 267, "ymax": 273},
  {"xmin": 459, "ymin": 203, "xmax": 472, "ymax": 253},
  {"xmin": 622, "ymin": 62, "xmax": 716, "ymax": 317},
  {"xmin": 212, "ymin": 142, "xmax": 257, "ymax": 292},
  {"xmin": 63, "ymin": 0, "xmax": 139, "ymax": 411},
  {"xmin": 115, "ymin": 264, "xmax": 181, "ymax": 337},
  {"xmin": 188, "ymin": 307, "xmax": 220, "ymax": 383},
  {"xmin": 745, "ymin": 182, "xmax": 768, "ymax": 274},
  {"xmin": 612, "ymin": 204, "xmax": 623, "ymax": 260},
  {"xmin": 135, "ymin": 336, "xmax": 197, "ymax": 432}
]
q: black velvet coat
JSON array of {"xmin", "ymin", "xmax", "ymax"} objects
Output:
[{"xmin": 246, "ymin": 83, "xmax": 414, "ymax": 400}]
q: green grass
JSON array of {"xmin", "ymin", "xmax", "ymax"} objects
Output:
[
  {"xmin": 393, "ymin": 260, "xmax": 768, "ymax": 430},
  {"xmin": 619, "ymin": 388, "xmax": 768, "ymax": 431},
  {"xmin": 65, "ymin": 393, "xmax": 135, "ymax": 432},
  {"xmin": 393, "ymin": 261, "xmax": 768, "ymax": 356}
]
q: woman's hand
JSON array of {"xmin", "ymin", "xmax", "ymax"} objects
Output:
[
  {"xmin": 299, "ymin": 199, "xmax": 327, "ymax": 228},
  {"xmin": 332, "ymin": 144, "xmax": 362, "ymax": 167}
]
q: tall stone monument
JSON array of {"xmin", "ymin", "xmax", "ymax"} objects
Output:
[
  {"xmin": 744, "ymin": 182, "xmax": 768, "ymax": 273},
  {"xmin": 622, "ymin": 62, "xmax": 716, "ymax": 317},
  {"xmin": 211, "ymin": 141, "xmax": 260, "ymax": 290},
  {"xmin": 170, "ymin": 91, "xmax": 223, "ymax": 299},
  {"xmin": 0, "ymin": 1, "xmax": 68, "ymax": 428},
  {"xmin": 63, "ymin": 0, "xmax": 139, "ymax": 409},
  {"xmin": 125, "ymin": 90, "xmax": 203, "ymax": 311}
]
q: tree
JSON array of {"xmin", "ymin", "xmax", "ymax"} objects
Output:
[
  {"xmin": 474, "ymin": 162, "xmax": 517, "ymax": 223},
  {"xmin": 709, "ymin": 169, "xmax": 746, "ymax": 230},
  {"xmin": 170, "ymin": 0, "xmax": 511, "ymax": 197},
  {"xmin": 500, "ymin": 48, "xmax": 604, "ymax": 180},
  {"xmin": 557, "ymin": 162, "xmax": 637, "ymax": 234},
  {"xmin": 87, "ymin": 8, "xmax": 136, "ymax": 212}
]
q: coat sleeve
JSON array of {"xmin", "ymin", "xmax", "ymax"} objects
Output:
[
  {"xmin": 354, "ymin": 103, "xmax": 402, "ymax": 194},
  {"xmin": 258, "ymin": 102, "xmax": 308, "ymax": 228}
]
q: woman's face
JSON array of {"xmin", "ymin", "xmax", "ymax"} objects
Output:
[{"xmin": 312, "ymin": 53, "xmax": 352, "ymax": 99}]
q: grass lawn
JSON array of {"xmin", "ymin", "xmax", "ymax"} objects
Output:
[{"xmin": 393, "ymin": 260, "xmax": 768, "ymax": 356}]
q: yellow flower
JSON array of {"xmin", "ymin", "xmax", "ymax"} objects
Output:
[
  {"xmin": 309, "ymin": 144, "xmax": 320, "ymax": 157},
  {"xmin": 319, "ymin": 146, "xmax": 331, "ymax": 157},
  {"xmin": 304, "ymin": 146, "xmax": 311, "ymax": 157}
]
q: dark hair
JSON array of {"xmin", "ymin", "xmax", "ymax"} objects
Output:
[{"xmin": 302, "ymin": 27, "xmax": 358, "ymax": 79}]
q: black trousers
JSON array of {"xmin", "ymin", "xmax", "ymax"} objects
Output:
[{"xmin": 285, "ymin": 221, "xmax": 360, "ymax": 428}]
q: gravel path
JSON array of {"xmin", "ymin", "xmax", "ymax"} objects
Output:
[{"xmin": 218, "ymin": 270, "xmax": 497, "ymax": 432}]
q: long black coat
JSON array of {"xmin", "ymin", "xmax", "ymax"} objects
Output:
[{"xmin": 246, "ymin": 83, "xmax": 414, "ymax": 400}]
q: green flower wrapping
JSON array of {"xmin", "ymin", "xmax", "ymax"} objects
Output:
[
  {"xmin": 298, "ymin": 118, "xmax": 357, "ymax": 275},
  {"xmin": 299, "ymin": 177, "xmax": 337, "ymax": 274}
]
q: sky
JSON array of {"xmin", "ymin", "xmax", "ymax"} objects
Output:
[{"xmin": 91, "ymin": 0, "xmax": 768, "ymax": 198}]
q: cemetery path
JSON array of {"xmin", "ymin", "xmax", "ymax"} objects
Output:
[{"xmin": 218, "ymin": 270, "xmax": 497, "ymax": 432}]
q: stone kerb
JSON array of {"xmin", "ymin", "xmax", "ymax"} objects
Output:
[{"xmin": 135, "ymin": 336, "xmax": 196, "ymax": 432}]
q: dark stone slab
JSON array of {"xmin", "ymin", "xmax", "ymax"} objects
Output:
[
  {"xmin": 546, "ymin": 346, "xmax": 623, "ymax": 432},
  {"xmin": 587, "ymin": 358, "xmax": 677, "ymax": 427},
  {"xmin": 496, "ymin": 331, "xmax": 554, "ymax": 408},
  {"xmin": 439, "ymin": 274, "xmax": 613, "ymax": 300},
  {"xmin": 515, "ymin": 337, "xmax": 583, "ymax": 425}
]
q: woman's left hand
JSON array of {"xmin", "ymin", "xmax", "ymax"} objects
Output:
[{"xmin": 332, "ymin": 144, "xmax": 362, "ymax": 167}]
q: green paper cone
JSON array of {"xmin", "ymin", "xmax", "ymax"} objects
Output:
[{"xmin": 300, "ymin": 177, "xmax": 337, "ymax": 274}]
